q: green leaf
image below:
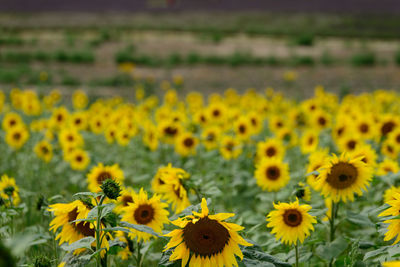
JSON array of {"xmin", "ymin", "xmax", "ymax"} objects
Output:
[
  {"xmin": 240, "ymin": 244, "xmax": 291, "ymax": 267},
  {"xmin": 61, "ymin": 251, "xmax": 92, "ymax": 267},
  {"xmin": 363, "ymin": 246, "xmax": 389, "ymax": 261},
  {"xmin": 346, "ymin": 211, "xmax": 375, "ymax": 227},
  {"xmin": 61, "ymin": 236, "xmax": 95, "ymax": 252},
  {"xmin": 158, "ymin": 249, "xmax": 181, "ymax": 267},
  {"xmin": 99, "ymin": 203, "xmax": 115, "ymax": 220},
  {"xmin": 73, "ymin": 192, "xmax": 99, "ymax": 198},
  {"xmin": 316, "ymin": 236, "xmax": 348, "ymax": 261},
  {"xmin": 309, "ymin": 208, "xmax": 328, "ymax": 217},
  {"xmin": 119, "ymin": 221, "xmax": 163, "ymax": 238},
  {"xmin": 102, "ymin": 226, "xmax": 131, "ymax": 233}
]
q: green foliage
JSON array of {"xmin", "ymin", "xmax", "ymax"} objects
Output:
[{"xmin": 351, "ymin": 51, "xmax": 376, "ymax": 66}]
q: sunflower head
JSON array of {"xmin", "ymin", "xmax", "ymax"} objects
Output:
[
  {"xmin": 164, "ymin": 198, "xmax": 252, "ymax": 267},
  {"xmin": 315, "ymin": 153, "xmax": 372, "ymax": 203},
  {"xmin": 266, "ymin": 199, "xmax": 317, "ymax": 245},
  {"xmin": 254, "ymin": 157, "xmax": 290, "ymax": 192}
]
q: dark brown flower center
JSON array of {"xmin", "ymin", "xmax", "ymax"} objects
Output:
[
  {"xmin": 183, "ymin": 217, "xmax": 230, "ymax": 257},
  {"xmin": 359, "ymin": 123, "xmax": 369, "ymax": 133},
  {"xmin": 121, "ymin": 195, "xmax": 133, "ymax": 206},
  {"xmin": 283, "ymin": 209, "xmax": 303, "ymax": 227},
  {"xmin": 9, "ymin": 119, "xmax": 16, "ymax": 126},
  {"xmin": 75, "ymin": 118, "xmax": 82, "ymax": 125},
  {"xmin": 266, "ymin": 166, "xmax": 280, "ymax": 180},
  {"xmin": 41, "ymin": 145, "xmax": 49, "ymax": 154},
  {"xmin": 134, "ymin": 204, "xmax": 155, "ymax": 224},
  {"xmin": 164, "ymin": 126, "xmax": 177, "ymax": 136},
  {"xmin": 57, "ymin": 114, "xmax": 63, "ymax": 122},
  {"xmin": 96, "ymin": 172, "xmax": 112, "ymax": 184},
  {"xmin": 225, "ymin": 142, "xmax": 234, "ymax": 152},
  {"xmin": 212, "ymin": 109, "xmax": 220, "ymax": 117},
  {"xmin": 347, "ymin": 140, "xmax": 356, "ymax": 150},
  {"xmin": 68, "ymin": 208, "xmax": 95, "ymax": 237},
  {"xmin": 396, "ymin": 134, "xmax": 400, "ymax": 144},
  {"xmin": 266, "ymin": 147, "xmax": 277, "ymax": 157},
  {"xmin": 206, "ymin": 133, "xmax": 215, "ymax": 141},
  {"xmin": 238, "ymin": 124, "xmax": 246, "ymax": 134},
  {"xmin": 318, "ymin": 117, "xmax": 327, "ymax": 126},
  {"xmin": 381, "ymin": 121, "xmax": 395, "ymax": 136},
  {"xmin": 76, "ymin": 155, "xmax": 83, "ymax": 162},
  {"xmin": 326, "ymin": 162, "xmax": 358, "ymax": 189},
  {"xmin": 13, "ymin": 132, "xmax": 21, "ymax": 140},
  {"xmin": 183, "ymin": 137, "xmax": 194, "ymax": 148}
]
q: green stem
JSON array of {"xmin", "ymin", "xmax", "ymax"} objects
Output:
[
  {"xmin": 96, "ymin": 195, "xmax": 106, "ymax": 267},
  {"xmin": 329, "ymin": 201, "xmax": 340, "ymax": 267},
  {"xmin": 136, "ymin": 241, "xmax": 143, "ymax": 267},
  {"xmin": 295, "ymin": 241, "xmax": 299, "ymax": 267}
]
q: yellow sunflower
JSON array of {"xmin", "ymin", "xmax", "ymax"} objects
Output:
[
  {"xmin": 69, "ymin": 149, "xmax": 90, "ymax": 171},
  {"xmin": 219, "ymin": 135, "xmax": 242, "ymax": 160},
  {"xmin": 379, "ymin": 192, "xmax": 400, "ymax": 244},
  {"xmin": 58, "ymin": 128, "xmax": 83, "ymax": 149},
  {"xmin": 348, "ymin": 144, "xmax": 377, "ymax": 168},
  {"xmin": 295, "ymin": 182, "xmax": 311, "ymax": 202},
  {"xmin": 315, "ymin": 153, "xmax": 372, "ymax": 203},
  {"xmin": 256, "ymin": 138, "xmax": 285, "ymax": 161},
  {"xmin": 175, "ymin": 132, "xmax": 198, "ymax": 157},
  {"xmin": 201, "ymin": 126, "xmax": 221, "ymax": 150},
  {"xmin": 383, "ymin": 261, "xmax": 400, "ymax": 267},
  {"xmin": 158, "ymin": 181, "xmax": 191, "ymax": 214},
  {"xmin": 234, "ymin": 116, "xmax": 252, "ymax": 140},
  {"xmin": 306, "ymin": 150, "xmax": 329, "ymax": 190},
  {"xmin": 254, "ymin": 157, "xmax": 290, "ymax": 192},
  {"xmin": 164, "ymin": 198, "xmax": 252, "ymax": 267},
  {"xmin": 0, "ymin": 174, "xmax": 20, "ymax": 206},
  {"xmin": 151, "ymin": 163, "xmax": 189, "ymax": 193},
  {"xmin": 69, "ymin": 111, "xmax": 88, "ymax": 131},
  {"xmin": 121, "ymin": 188, "xmax": 169, "ymax": 242},
  {"xmin": 2, "ymin": 112, "xmax": 23, "ymax": 131},
  {"xmin": 300, "ymin": 130, "xmax": 319, "ymax": 154},
  {"xmin": 266, "ymin": 199, "xmax": 316, "ymax": 245},
  {"xmin": 114, "ymin": 187, "xmax": 136, "ymax": 214},
  {"xmin": 87, "ymin": 163, "xmax": 124, "ymax": 193},
  {"xmin": 377, "ymin": 158, "xmax": 400, "ymax": 176},
  {"xmin": 48, "ymin": 200, "xmax": 109, "ymax": 255},
  {"xmin": 5, "ymin": 125, "xmax": 29, "ymax": 150},
  {"xmin": 384, "ymin": 186, "xmax": 400, "ymax": 203},
  {"xmin": 34, "ymin": 140, "xmax": 53, "ymax": 162}
]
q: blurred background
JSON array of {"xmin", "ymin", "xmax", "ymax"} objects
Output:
[{"xmin": 1, "ymin": 0, "xmax": 400, "ymax": 99}]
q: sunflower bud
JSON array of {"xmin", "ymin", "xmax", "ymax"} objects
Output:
[{"xmin": 100, "ymin": 179, "xmax": 121, "ymax": 200}]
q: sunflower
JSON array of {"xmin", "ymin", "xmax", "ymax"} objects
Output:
[
  {"xmin": 0, "ymin": 174, "xmax": 20, "ymax": 206},
  {"xmin": 175, "ymin": 132, "xmax": 198, "ymax": 157},
  {"xmin": 354, "ymin": 114, "xmax": 376, "ymax": 140},
  {"xmin": 383, "ymin": 186, "xmax": 400, "ymax": 203},
  {"xmin": 219, "ymin": 135, "xmax": 242, "ymax": 160},
  {"xmin": 207, "ymin": 103, "xmax": 227, "ymax": 124},
  {"xmin": 247, "ymin": 111, "xmax": 263, "ymax": 134},
  {"xmin": 72, "ymin": 90, "xmax": 88, "ymax": 110},
  {"xmin": 201, "ymin": 127, "xmax": 221, "ymax": 150},
  {"xmin": 121, "ymin": 188, "xmax": 169, "ymax": 242},
  {"xmin": 34, "ymin": 140, "xmax": 53, "ymax": 162},
  {"xmin": 48, "ymin": 200, "xmax": 109, "ymax": 255},
  {"xmin": 89, "ymin": 115, "xmax": 106, "ymax": 134},
  {"xmin": 234, "ymin": 116, "xmax": 252, "ymax": 140},
  {"xmin": 377, "ymin": 158, "xmax": 400, "ymax": 176},
  {"xmin": 254, "ymin": 157, "xmax": 290, "ymax": 192},
  {"xmin": 266, "ymin": 199, "xmax": 316, "ymax": 245},
  {"xmin": 69, "ymin": 149, "xmax": 90, "ymax": 171},
  {"xmin": 114, "ymin": 187, "xmax": 136, "ymax": 214},
  {"xmin": 295, "ymin": 182, "xmax": 311, "ymax": 202},
  {"xmin": 151, "ymin": 163, "xmax": 189, "ymax": 193},
  {"xmin": 379, "ymin": 114, "xmax": 399, "ymax": 138},
  {"xmin": 115, "ymin": 231, "xmax": 133, "ymax": 260},
  {"xmin": 381, "ymin": 140, "xmax": 400, "ymax": 159},
  {"xmin": 50, "ymin": 107, "xmax": 69, "ymax": 129},
  {"xmin": 379, "ymin": 192, "xmax": 400, "ymax": 244},
  {"xmin": 336, "ymin": 134, "xmax": 362, "ymax": 153},
  {"xmin": 143, "ymin": 125, "xmax": 159, "ymax": 151},
  {"xmin": 300, "ymin": 130, "xmax": 319, "ymax": 154},
  {"xmin": 311, "ymin": 109, "xmax": 331, "ymax": 130},
  {"xmin": 256, "ymin": 138, "xmax": 285, "ymax": 161},
  {"xmin": 383, "ymin": 261, "xmax": 400, "ymax": 267},
  {"xmin": 58, "ymin": 128, "xmax": 83, "ymax": 149},
  {"xmin": 158, "ymin": 180, "xmax": 191, "ymax": 214},
  {"xmin": 116, "ymin": 129, "xmax": 132, "ymax": 146},
  {"xmin": 5, "ymin": 125, "xmax": 29, "ymax": 150},
  {"xmin": 314, "ymin": 153, "xmax": 372, "ymax": 203},
  {"xmin": 158, "ymin": 121, "xmax": 183, "ymax": 144},
  {"xmin": 104, "ymin": 124, "xmax": 118, "ymax": 144},
  {"xmin": 87, "ymin": 163, "xmax": 124, "ymax": 193},
  {"xmin": 69, "ymin": 112, "xmax": 88, "ymax": 131},
  {"xmin": 164, "ymin": 198, "xmax": 252, "ymax": 267},
  {"xmin": 2, "ymin": 112, "xmax": 23, "ymax": 131},
  {"xmin": 349, "ymin": 144, "xmax": 376, "ymax": 166}
]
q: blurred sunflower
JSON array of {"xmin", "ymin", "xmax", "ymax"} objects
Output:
[
  {"xmin": 69, "ymin": 149, "xmax": 90, "ymax": 171},
  {"xmin": 34, "ymin": 140, "xmax": 53, "ymax": 162},
  {"xmin": 219, "ymin": 136, "xmax": 242, "ymax": 160},
  {"xmin": 201, "ymin": 127, "xmax": 221, "ymax": 150},
  {"xmin": 114, "ymin": 187, "xmax": 136, "ymax": 214},
  {"xmin": 175, "ymin": 132, "xmax": 198, "ymax": 157},
  {"xmin": 384, "ymin": 186, "xmax": 400, "ymax": 203},
  {"xmin": 295, "ymin": 182, "xmax": 311, "ymax": 202},
  {"xmin": 377, "ymin": 158, "xmax": 400, "ymax": 176},
  {"xmin": 5, "ymin": 125, "xmax": 29, "ymax": 150},
  {"xmin": 315, "ymin": 153, "xmax": 372, "ymax": 203},
  {"xmin": 300, "ymin": 130, "xmax": 319, "ymax": 154},
  {"xmin": 87, "ymin": 163, "xmax": 124, "ymax": 193},
  {"xmin": 256, "ymin": 138, "xmax": 285, "ymax": 161},
  {"xmin": 121, "ymin": 188, "xmax": 169, "ymax": 242},
  {"xmin": 2, "ymin": 112, "xmax": 23, "ymax": 131},
  {"xmin": 254, "ymin": 157, "xmax": 290, "ymax": 192},
  {"xmin": 0, "ymin": 174, "xmax": 20, "ymax": 206},
  {"xmin": 158, "ymin": 181, "xmax": 190, "ymax": 214},
  {"xmin": 266, "ymin": 199, "xmax": 316, "ymax": 245},
  {"xmin": 164, "ymin": 198, "xmax": 252, "ymax": 267}
]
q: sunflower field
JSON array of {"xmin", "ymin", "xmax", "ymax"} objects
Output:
[{"xmin": 1, "ymin": 82, "xmax": 400, "ymax": 267}]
